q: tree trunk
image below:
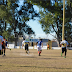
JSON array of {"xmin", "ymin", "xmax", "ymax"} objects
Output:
[
  {"xmin": 56, "ymin": 35, "xmax": 61, "ymax": 47},
  {"xmin": 56, "ymin": 38, "xmax": 59, "ymax": 47},
  {"xmin": 15, "ymin": 38, "xmax": 18, "ymax": 46}
]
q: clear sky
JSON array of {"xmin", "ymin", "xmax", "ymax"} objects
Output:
[{"xmin": 19, "ymin": 0, "xmax": 55, "ymax": 40}]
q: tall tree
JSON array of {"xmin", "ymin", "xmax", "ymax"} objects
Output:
[
  {"xmin": 0, "ymin": 0, "xmax": 39, "ymax": 45},
  {"xmin": 0, "ymin": 0, "xmax": 19, "ymax": 43},
  {"xmin": 16, "ymin": 0, "xmax": 39, "ymax": 35},
  {"xmin": 27, "ymin": 0, "xmax": 72, "ymax": 46}
]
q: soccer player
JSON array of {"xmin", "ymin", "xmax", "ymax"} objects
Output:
[
  {"xmin": 22, "ymin": 39, "xmax": 29, "ymax": 54},
  {"xmin": 60, "ymin": 38, "xmax": 68, "ymax": 58},
  {"xmin": 36, "ymin": 39, "xmax": 43, "ymax": 56},
  {"xmin": 47, "ymin": 43, "xmax": 49, "ymax": 50},
  {"xmin": 0, "ymin": 34, "xmax": 4, "ymax": 55},
  {"xmin": 2, "ymin": 38, "xmax": 6, "ymax": 56},
  {"xmin": 6, "ymin": 39, "xmax": 8, "ymax": 49},
  {"xmin": 5, "ymin": 39, "xmax": 11, "ymax": 50}
]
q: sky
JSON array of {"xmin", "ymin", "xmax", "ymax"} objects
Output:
[{"xmin": 19, "ymin": 0, "xmax": 55, "ymax": 40}]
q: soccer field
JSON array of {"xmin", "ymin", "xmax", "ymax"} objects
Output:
[{"xmin": 0, "ymin": 49, "xmax": 72, "ymax": 72}]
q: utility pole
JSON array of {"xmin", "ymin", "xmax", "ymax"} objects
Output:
[{"xmin": 62, "ymin": 0, "xmax": 65, "ymax": 41}]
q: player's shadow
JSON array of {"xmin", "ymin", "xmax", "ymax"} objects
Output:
[
  {"xmin": 18, "ymin": 66, "xmax": 54, "ymax": 68},
  {"xmin": 29, "ymin": 52, "xmax": 37, "ymax": 53},
  {"xmin": 7, "ymin": 52, "xmax": 25, "ymax": 53},
  {"xmin": 38, "ymin": 57, "xmax": 58, "ymax": 60},
  {"xmin": 38, "ymin": 58, "xmax": 53, "ymax": 60},
  {"xmin": 51, "ymin": 56, "xmax": 62, "ymax": 57},
  {"xmin": 17, "ymin": 66, "xmax": 72, "ymax": 69},
  {"xmin": 6, "ymin": 56, "xmax": 59, "ymax": 59},
  {"xmin": 57, "ymin": 68, "xmax": 72, "ymax": 69},
  {"xmin": 0, "ymin": 65, "xmax": 2, "ymax": 66},
  {"xmin": 41, "ymin": 58, "xmax": 55, "ymax": 59},
  {"xmin": 6, "ymin": 56, "xmax": 37, "ymax": 59}
]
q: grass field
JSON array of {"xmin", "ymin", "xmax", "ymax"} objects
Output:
[{"xmin": 0, "ymin": 49, "xmax": 72, "ymax": 72}]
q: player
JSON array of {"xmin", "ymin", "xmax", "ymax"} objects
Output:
[
  {"xmin": 60, "ymin": 38, "xmax": 68, "ymax": 58},
  {"xmin": 5, "ymin": 39, "xmax": 11, "ymax": 50},
  {"xmin": 0, "ymin": 34, "xmax": 4, "ymax": 55},
  {"xmin": 47, "ymin": 43, "xmax": 49, "ymax": 50},
  {"xmin": 36, "ymin": 39, "xmax": 43, "ymax": 56},
  {"xmin": 22, "ymin": 39, "xmax": 29, "ymax": 54},
  {"xmin": 5, "ymin": 39, "xmax": 8, "ymax": 49},
  {"xmin": 2, "ymin": 38, "xmax": 6, "ymax": 56}
]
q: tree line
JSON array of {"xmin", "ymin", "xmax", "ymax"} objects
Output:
[
  {"xmin": 27, "ymin": 0, "xmax": 72, "ymax": 46},
  {"xmin": 0, "ymin": 0, "xmax": 39, "ymax": 45},
  {"xmin": 0, "ymin": 0, "xmax": 72, "ymax": 46}
]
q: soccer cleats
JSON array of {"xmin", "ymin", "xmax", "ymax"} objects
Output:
[{"xmin": 61, "ymin": 53, "xmax": 62, "ymax": 56}]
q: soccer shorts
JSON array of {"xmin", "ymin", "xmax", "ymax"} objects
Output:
[
  {"xmin": 62, "ymin": 47, "xmax": 67, "ymax": 53},
  {"xmin": 2, "ymin": 45, "xmax": 5, "ymax": 49},
  {"xmin": 37, "ymin": 46, "xmax": 42, "ymax": 51},
  {"xmin": 25, "ymin": 44, "xmax": 28, "ymax": 51},
  {"xmin": 0, "ymin": 50, "xmax": 2, "ymax": 55}
]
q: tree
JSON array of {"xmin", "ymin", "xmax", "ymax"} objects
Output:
[
  {"xmin": 0, "ymin": 0, "xmax": 19, "ymax": 44},
  {"xmin": 27, "ymin": 0, "xmax": 72, "ymax": 46},
  {"xmin": 16, "ymin": 0, "xmax": 39, "ymax": 35},
  {"xmin": 0, "ymin": 0, "xmax": 39, "ymax": 45}
]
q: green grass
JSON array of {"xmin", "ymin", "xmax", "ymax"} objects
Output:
[{"xmin": 0, "ymin": 49, "xmax": 72, "ymax": 72}]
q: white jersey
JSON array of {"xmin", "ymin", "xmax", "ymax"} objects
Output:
[
  {"xmin": 0, "ymin": 35, "xmax": 4, "ymax": 50},
  {"xmin": 22, "ymin": 40, "xmax": 29, "ymax": 46},
  {"xmin": 60, "ymin": 40, "xmax": 68, "ymax": 49}
]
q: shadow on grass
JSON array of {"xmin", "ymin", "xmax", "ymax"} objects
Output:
[
  {"xmin": 5, "ymin": 56, "xmax": 56, "ymax": 60},
  {"xmin": 4, "ymin": 56, "xmax": 59, "ymax": 60},
  {"xmin": 57, "ymin": 68, "xmax": 72, "ymax": 69},
  {"xmin": 51, "ymin": 56, "xmax": 62, "ymax": 57},
  {"xmin": 17, "ymin": 66, "xmax": 54, "ymax": 68},
  {"xmin": 0, "ymin": 65, "xmax": 2, "ymax": 66},
  {"xmin": 42, "ymin": 55, "xmax": 62, "ymax": 57},
  {"xmin": 5, "ymin": 56, "xmax": 37, "ymax": 59},
  {"xmin": 7, "ymin": 52, "xmax": 25, "ymax": 53},
  {"xmin": 29, "ymin": 52, "xmax": 37, "ymax": 53},
  {"xmin": 17, "ymin": 66, "xmax": 72, "ymax": 69},
  {"xmin": 34, "ymin": 57, "xmax": 56, "ymax": 60},
  {"xmin": 38, "ymin": 57, "xmax": 59, "ymax": 60},
  {"xmin": 7, "ymin": 51, "xmax": 37, "ymax": 54}
]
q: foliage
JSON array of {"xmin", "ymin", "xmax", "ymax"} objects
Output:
[
  {"xmin": 27, "ymin": 0, "xmax": 72, "ymax": 44},
  {"xmin": 0, "ymin": 0, "xmax": 39, "ymax": 42}
]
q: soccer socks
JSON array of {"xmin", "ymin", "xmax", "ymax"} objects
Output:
[
  {"xmin": 61, "ymin": 53, "xmax": 66, "ymax": 58},
  {"xmin": 39, "ymin": 52, "xmax": 40, "ymax": 56},
  {"xmin": 4, "ymin": 49, "xmax": 5, "ymax": 55},
  {"xmin": 2, "ymin": 51, "xmax": 3, "ymax": 54},
  {"xmin": 0, "ymin": 50, "xmax": 1, "ymax": 55},
  {"xmin": 61, "ymin": 53, "xmax": 62, "ymax": 56},
  {"xmin": 64, "ymin": 56, "xmax": 66, "ymax": 58},
  {"xmin": 1, "ymin": 50, "xmax": 6, "ymax": 56},
  {"xmin": 40, "ymin": 51, "xmax": 41, "ymax": 54},
  {"xmin": 4, "ymin": 49, "xmax": 5, "ymax": 53},
  {"xmin": 39, "ymin": 51, "xmax": 42, "ymax": 56}
]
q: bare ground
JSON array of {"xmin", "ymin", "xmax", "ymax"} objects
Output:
[{"xmin": 0, "ymin": 49, "xmax": 72, "ymax": 72}]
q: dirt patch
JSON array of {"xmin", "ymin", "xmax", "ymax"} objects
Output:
[{"xmin": 0, "ymin": 49, "xmax": 72, "ymax": 72}]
